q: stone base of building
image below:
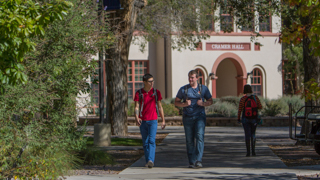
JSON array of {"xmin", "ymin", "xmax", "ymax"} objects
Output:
[{"xmin": 79, "ymin": 116, "xmax": 290, "ymax": 127}]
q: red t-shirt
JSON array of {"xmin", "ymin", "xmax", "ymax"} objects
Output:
[{"xmin": 134, "ymin": 88, "xmax": 162, "ymax": 121}]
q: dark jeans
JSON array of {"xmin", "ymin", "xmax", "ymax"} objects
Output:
[
  {"xmin": 182, "ymin": 113, "xmax": 206, "ymax": 164},
  {"xmin": 242, "ymin": 120, "xmax": 257, "ymax": 141}
]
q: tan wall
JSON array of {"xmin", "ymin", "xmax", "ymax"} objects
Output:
[{"xmin": 216, "ymin": 59, "xmax": 238, "ymax": 97}]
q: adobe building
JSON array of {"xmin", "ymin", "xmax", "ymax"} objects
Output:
[
  {"xmin": 127, "ymin": 17, "xmax": 282, "ymax": 100},
  {"xmin": 77, "ymin": 13, "xmax": 283, "ymax": 117}
]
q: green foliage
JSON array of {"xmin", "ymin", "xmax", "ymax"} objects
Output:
[
  {"xmin": 219, "ymin": 96, "xmax": 241, "ymax": 107},
  {"xmin": 162, "ymin": 103, "xmax": 180, "ymax": 116},
  {"xmin": 207, "ymin": 101, "xmax": 238, "ymax": 117},
  {"xmin": 280, "ymin": 95, "xmax": 305, "ymax": 114},
  {"xmin": 127, "ymin": 99, "xmax": 135, "ymax": 116},
  {"xmin": 111, "ymin": 138, "xmax": 143, "ymax": 146},
  {"xmin": 0, "ymin": 0, "xmax": 111, "ymax": 179},
  {"xmin": 282, "ymin": 44, "xmax": 303, "ymax": 94},
  {"xmin": 127, "ymin": 98, "xmax": 179, "ymax": 116},
  {"xmin": 0, "ymin": 0, "xmax": 73, "ymax": 86},
  {"xmin": 136, "ymin": 0, "xmax": 216, "ymax": 51},
  {"xmin": 79, "ymin": 148, "xmax": 114, "ymax": 165},
  {"xmin": 162, "ymin": 98, "xmax": 175, "ymax": 105},
  {"xmin": 262, "ymin": 99, "xmax": 288, "ymax": 117},
  {"xmin": 280, "ymin": 0, "xmax": 320, "ymax": 56},
  {"xmin": 304, "ymin": 78, "xmax": 320, "ymax": 102}
]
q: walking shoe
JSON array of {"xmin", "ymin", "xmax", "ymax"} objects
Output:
[
  {"xmin": 147, "ymin": 160, "xmax": 154, "ymax": 168},
  {"xmin": 195, "ymin": 161, "xmax": 203, "ymax": 168},
  {"xmin": 188, "ymin": 163, "xmax": 195, "ymax": 168}
]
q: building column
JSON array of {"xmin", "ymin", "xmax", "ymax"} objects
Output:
[{"xmin": 211, "ymin": 76, "xmax": 218, "ymax": 98}]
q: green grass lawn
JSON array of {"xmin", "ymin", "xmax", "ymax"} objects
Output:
[{"xmin": 85, "ymin": 137, "xmax": 143, "ymax": 147}]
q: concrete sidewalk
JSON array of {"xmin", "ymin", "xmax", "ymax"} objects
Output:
[{"xmin": 66, "ymin": 126, "xmax": 320, "ymax": 180}]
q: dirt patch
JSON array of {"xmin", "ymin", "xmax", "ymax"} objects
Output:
[
  {"xmin": 268, "ymin": 144, "xmax": 320, "ymax": 167},
  {"xmin": 266, "ymin": 138, "xmax": 320, "ymax": 180},
  {"xmin": 297, "ymin": 174, "xmax": 320, "ymax": 180},
  {"xmin": 71, "ymin": 133, "xmax": 168, "ymax": 175}
]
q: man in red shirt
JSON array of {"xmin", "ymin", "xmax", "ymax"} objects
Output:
[{"xmin": 134, "ymin": 73, "xmax": 166, "ymax": 168}]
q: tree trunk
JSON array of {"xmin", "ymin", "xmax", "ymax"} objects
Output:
[
  {"xmin": 105, "ymin": 0, "xmax": 147, "ymax": 136},
  {"xmin": 300, "ymin": 33, "xmax": 320, "ymax": 134}
]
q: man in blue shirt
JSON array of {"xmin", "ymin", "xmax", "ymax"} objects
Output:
[{"xmin": 175, "ymin": 70, "xmax": 213, "ymax": 168}]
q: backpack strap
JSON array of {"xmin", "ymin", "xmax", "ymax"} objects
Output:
[
  {"xmin": 198, "ymin": 83, "xmax": 202, "ymax": 99},
  {"xmin": 139, "ymin": 89, "xmax": 144, "ymax": 117},
  {"xmin": 153, "ymin": 88, "xmax": 160, "ymax": 117},
  {"xmin": 252, "ymin": 95, "xmax": 257, "ymax": 103},
  {"xmin": 184, "ymin": 85, "xmax": 188, "ymax": 102}
]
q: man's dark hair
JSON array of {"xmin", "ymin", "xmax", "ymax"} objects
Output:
[
  {"xmin": 188, "ymin": 70, "xmax": 199, "ymax": 78},
  {"xmin": 143, "ymin": 73, "xmax": 153, "ymax": 81},
  {"xmin": 243, "ymin": 84, "xmax": 253, "ymax": 94}
]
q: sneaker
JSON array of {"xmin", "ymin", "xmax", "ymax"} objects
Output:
[
  {"xmin": 195, "ymin": 161, "xmax": 202, "ymax": 168},
  {"xmin": 188, "ymin": 163, "xmax": 195, "ymax": 168},
  {"xmin": 147, "ymin": 160, "xmax": 154, "ymax": 168}
]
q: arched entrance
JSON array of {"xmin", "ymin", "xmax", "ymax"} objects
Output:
[{"xmin": 211, "ymin": 53, "xmax": 247, "ymax": 98}]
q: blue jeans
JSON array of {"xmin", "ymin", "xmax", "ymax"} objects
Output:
[
  {"xmin": 140, "ymin": 120, "xmax": 158, "ymax": 163},
  {"xmin": 183, "ymin": 113, "xmax": 206, "ymax": 164}
]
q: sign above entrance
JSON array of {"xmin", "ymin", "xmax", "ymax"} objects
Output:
[{"xmin": 206, "ymin": 43, "xmax": 251, "ymax": 51}]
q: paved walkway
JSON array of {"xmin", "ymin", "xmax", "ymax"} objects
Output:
[{"xmin": 67, "ymin": 126, "xmax": 320, "ymax": 180}]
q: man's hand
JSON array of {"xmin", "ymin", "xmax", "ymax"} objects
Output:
[
  {"xmin": 186, "ymin": 99, "xmax": 191, "ymax": 106},
  {"xmin": 161, "ymin": 122, "xmax": 166, "ymax": 130},
  {"xmin": 197, "ymin": 99, "xmax": 203, "ymax": 106},
  {"xmin": 136, "ymin": 118, "xmax": 142, "ymax": 126}
]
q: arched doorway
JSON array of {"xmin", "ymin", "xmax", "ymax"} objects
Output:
[{"xmin": 211, "ymin": 53, "xmax": 247, "ymax": 98}]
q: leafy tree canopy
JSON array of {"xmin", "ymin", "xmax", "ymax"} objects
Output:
[{"xmin": 0, "ymin": 0, "xmax": 73, "ymax": 87}]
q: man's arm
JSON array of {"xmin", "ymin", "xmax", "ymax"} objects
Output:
[
  {"xmin": 197, "ymin": 98, "xmax": 213, "ymax": 107},
  {"xmin": 134, "ymin": 101, "xmax": 142, "ymax": 126},
  {"xmin": 157, "ymin": 101, "xmax": 166, "ymax": 129},
  {"xmin": 174, "ymin": 97, "xmax": 191, "ymax": 107}
]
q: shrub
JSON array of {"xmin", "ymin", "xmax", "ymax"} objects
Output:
[
  {"xmin": 162, "ymin": 98, "xmax": 175, "ymax": 105},
  {"xmin": 280, "ymin": 95, "xmax": 305, "ymax": 114},
  {"xmin": 79, "ymin": 148, "xmax": 114, "ymax": 165},
  {"xmin": 0, "ymin": 0, "xmax": 108, "ymax": 178},
  {"xmin": 220, "ymin": 96, "xmax": 241, "ymax": 107},
  {"xmin": 127, "ymin": 99, "xmax": 135, "ymax": 116},
  {"xmin": 162, "ymin": 103, "xmax": 179, "ymax": 116},
  {"xmin": 211, "ymin": 98, "xmax": 220, "ymax": 105},
  {"xmin": 262, "ymin": 99, "xmax": 288, "ymax": 116},
  {"xmin": 207, "ymin": 101, "xmax": 238, "ymax": 117}
]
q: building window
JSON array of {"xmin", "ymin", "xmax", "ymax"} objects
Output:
[
  {"xmin": 241, "ymin": 3, "xmax": 255, "ymax": 32},
  {"xmin": 206, "ymin": 14, "xmax": 214, "ymax": 31},
  {"xmin": 242, "ymin": 18, "xmax": 255, "ymax": 32},
  {"xmin": 196, "ymin": 68, "xmax": 205, "ymax": 85},
  {"xmin": 259, "ymin": 13, "xmax": 271, "ymax": 32},
  {"xmin": 220, "ymin": 0, "xmax": 233, "ymax": 32},
  {"xmin": 250, "ymin": 68, "xmax": 262, "ymax": 96},
  {"xmin": 127, "ymin": 60, "xmax": 149, "ymax": 99},
  {"xmin": 202, "ymin": 1, "xmax": 215, "ymax": 31}
]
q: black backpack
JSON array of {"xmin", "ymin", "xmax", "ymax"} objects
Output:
[{"xmin": 138, "ymin": 88, "xmax": 160, "ymax": 117}]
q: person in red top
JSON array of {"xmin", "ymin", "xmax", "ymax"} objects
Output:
[
  {"xmin": 238, "ymin": 84, "xmax": 263, "ymax": 157},
  {"xmin": 134, "ymin": 73, "xmax": 166, "ymax": 168}
]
